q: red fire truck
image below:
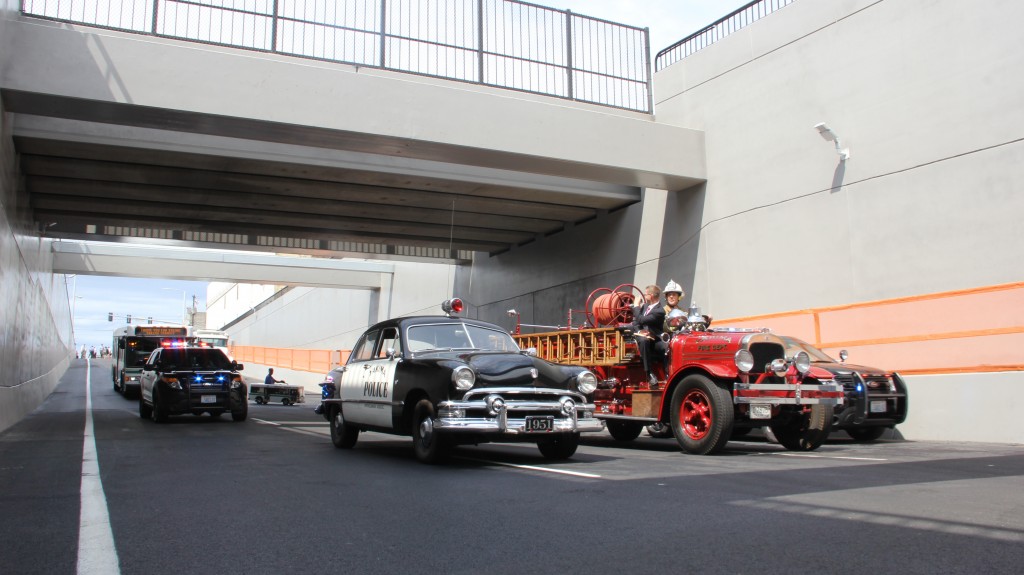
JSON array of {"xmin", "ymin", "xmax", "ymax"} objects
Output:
[{"xmin": 511, "ymin": 285, "xmax": 844, "ymax": 455}]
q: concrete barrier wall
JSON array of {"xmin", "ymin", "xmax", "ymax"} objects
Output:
[{"xmin": 0, "ymin": 91, "xmax": 74, "ymax": 434}]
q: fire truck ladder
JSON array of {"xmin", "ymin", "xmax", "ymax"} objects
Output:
[{"xmin": 513, "ymin": 327, "xmax": 635, "ymax": 367}]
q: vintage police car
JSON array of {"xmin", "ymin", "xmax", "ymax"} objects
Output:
[
  {"xmin": 780, "ymin": 336, "xmax": 908, "ymax": 441},
  {"xmin": 139, "ymin": 345, "xmax": 248, "ymax": 422},
  {"xmin": 319, "ymin": 299, "xmax": 605, "ymax": 463}
]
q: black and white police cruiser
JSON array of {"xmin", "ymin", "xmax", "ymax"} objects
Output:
[{"xmin": 318, "ymin": 298, "xmax": 604, "ymax": 463}]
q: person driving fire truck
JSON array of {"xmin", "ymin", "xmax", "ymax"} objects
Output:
[{"xmin": 631, "ymin": 284, "xmax": 665, "ymax": 388}]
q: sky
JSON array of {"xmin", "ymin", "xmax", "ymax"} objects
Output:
[
  {"xmin": 539, "ymin": 0, "xmax": 751, "ymax": 53},
  {"xmin": 66, "ymin": 1, "xmax": 750, "ymax": 350},
  {"xmin": 69, "ymin": 275, "xmax": 209, "ymax": 351}
]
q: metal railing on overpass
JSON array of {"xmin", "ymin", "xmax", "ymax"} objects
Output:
[
  {"xmin": 21, "ymin": 0, "xmax": 652, "ymax": 113},
  {"xmin": 655, "ymin": 0, "xmax": 796, "ymax": 71}
]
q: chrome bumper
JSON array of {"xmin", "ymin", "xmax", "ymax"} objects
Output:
[
  {"xmin": 435, "ymin": 388, "xmax": 605, "ymax": 434},
  {"xmin": 733, "ymin": 380, "xmax": 845, "ymax": 406},
  {"xmin": 433, "ymin": 414, "xmax": 606, "ymax": 434}
]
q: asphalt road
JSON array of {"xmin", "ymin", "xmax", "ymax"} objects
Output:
[{"xmin": 2, "ymin": 358, "xmax": 1022, "ymax": 575}]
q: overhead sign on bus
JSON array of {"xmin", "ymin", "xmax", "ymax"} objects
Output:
[{"xmin": 135, "ymin": 326, "xmax": 188, "ymax": 337}]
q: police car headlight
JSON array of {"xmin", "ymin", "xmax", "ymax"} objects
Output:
[
  {"xmin": 451, "ymin": 366, "xmax": 475, "ymax": 391},
  {"xmin": 793, "ymin": 351, "xmax": 811, "ymax": 375},
  {"xmin": 576, "ymin": 371, "xmax": 597, "ymax": 394},
  {"xmin": 561, "ymin": 397, "xmax": 577, "ymax": 416},
  {"xmin": 163, "ymin": 377, "xmax": 182, "ymax": 390},
  {"xmin": 734, "ymin": 350, "xmax": 754, "ymax": 373}
]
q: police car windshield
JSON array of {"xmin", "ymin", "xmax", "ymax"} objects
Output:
[
  {"xmin": 159, "ymin": 348, "xmax": 234, "ymax": 371},
  {"xmin": 407, "ymin": 323, "xmax": 519, "ymax": 353}
]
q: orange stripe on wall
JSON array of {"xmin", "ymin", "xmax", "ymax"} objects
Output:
[
  {"xmin": 230, "ymin": 346, "xmax": 349, "ymax": 375},
  {"xmin": 716, "ymin": 281, "xmax": 1024, "ymax": 375}
]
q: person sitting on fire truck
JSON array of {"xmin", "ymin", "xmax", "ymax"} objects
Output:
[
  {"xmin": 662, "ymin": 280, "xmax": 715, "ymax": 337},
  {"xmin": 661, "ymin": 280, "xmax": 685, "ymax": 376},
  {"xmin": 631, "ymin": 284, "xmax": 665, "ymax": 388}
]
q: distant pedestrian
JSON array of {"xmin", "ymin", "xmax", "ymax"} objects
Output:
[{"xmin": 265, "ymin": 368, "xmax": 285, "ymax": 385}]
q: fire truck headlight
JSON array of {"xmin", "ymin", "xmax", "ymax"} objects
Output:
[
  {"xmin": 770, "ymin": 358, "xmax": 789, "ymax": 377},
  {"xmin": 734, "ymin": 350, "xmax": 754, "ymax": 373},
  {"xmin": 576, "ymin": 371, "xmax": 597, "ymax": 394},
  {"xmin": 451, "ymin": 366, "xmax": 475, "ymax": 391},
  {"xmin": 793, "ymin": 351, "xmax": 811, "ymax": 374}
]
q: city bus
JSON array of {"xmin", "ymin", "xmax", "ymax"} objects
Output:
[
  {"xmin": 112, "ymin": 325, "xmax": 191, "ymax": 396},
  {"xmin": 192, "ymin": 328, "xmax": 231, "ymax": 359}
]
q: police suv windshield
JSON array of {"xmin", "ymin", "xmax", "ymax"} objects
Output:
[
  {"xmin": 781, "ymin": 336, "xmax": 836, "ymax": 362},
  {"xmin": 157, "ymin": 348, "xmax": 234, "ymax": 371},
  {"xmin": 406, "ymin": 323, "xmax": 519, "ymax": 353}
]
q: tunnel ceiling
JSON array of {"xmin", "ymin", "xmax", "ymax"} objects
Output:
[{"xmin": 5, "ymin": 91, "xmax": 652, "ymax": 264}]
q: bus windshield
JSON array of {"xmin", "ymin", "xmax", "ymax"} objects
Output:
[{"xmin": 125, "ymin": 337, "xmax": 161, "ymax": 367}]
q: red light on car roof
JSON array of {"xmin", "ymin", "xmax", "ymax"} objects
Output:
[{"xmin": 442, "ymin": 298, "xmax": 464, "ymax": 316}]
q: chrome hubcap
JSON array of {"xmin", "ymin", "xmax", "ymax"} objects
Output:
[{"xmin": 419, "ymin": 417, "xmax": 433, "ymax": 447}]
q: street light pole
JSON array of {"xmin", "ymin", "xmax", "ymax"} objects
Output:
[{"xmin": 161, "ymin": 288, "xmax": 187, "ymax": 326}]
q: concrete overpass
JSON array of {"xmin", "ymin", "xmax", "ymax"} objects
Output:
[{"xmin": 2, "ymin": 9, "xmax": 706, "ymax": 263}]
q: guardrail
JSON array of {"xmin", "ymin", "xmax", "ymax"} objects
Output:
[
  {"xmin": 655, "ymin": 0, "xmax": 796, "ymax": 70},
  {"xmin": 21, "ymin": 0, "xmax": 652, "ymax": 113}
]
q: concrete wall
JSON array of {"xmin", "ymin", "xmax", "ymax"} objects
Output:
[
  {"xmin": 220, "ymin": 261, "xmax": 455, "ymax": 352},
  {"xmin": 455, "ymin": 194, "xmax": 649, "ymax": 330},
  {"xmin": 653, "ymin": 0, "xmax": 1024, "ymax": 314},
  {"xmin": 0, "ymin": 48, "xmax": 74, "ymax": 433}
]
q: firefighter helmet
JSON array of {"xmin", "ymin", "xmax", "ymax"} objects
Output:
[{"xmin": 663, "ymin": 280, "xmax": 683, "ymax": 295}]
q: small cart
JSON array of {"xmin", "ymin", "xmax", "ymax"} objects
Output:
[{"xmin": 250, "ymin": 383, "xmax": 306, "ymax": 406}]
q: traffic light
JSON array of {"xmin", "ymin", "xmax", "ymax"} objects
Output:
[
  {"xmin": 108, "ymin": 313, "xmax": 113, "ymax": 322},
  {"xmin": 126, "ymin": 315, "xmax": 132, "ymax": 324}
]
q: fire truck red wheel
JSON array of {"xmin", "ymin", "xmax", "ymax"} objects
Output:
[{"xmin": 670, "ymin": 374, "xmax": 734, "ymax": 455}]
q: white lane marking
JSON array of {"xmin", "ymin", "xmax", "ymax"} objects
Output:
[
  {"xmin": 255, "ymin": 421, "xmax": 328, "ymax": 426},
  {"xmin": 251, "ymin": 418, "xmax": 282, "ymax": 426},
  {"xmin": 456, "ymin": 456, "xmax": 603, "ymax": 479},
  {"xmin": 771, "ymin": 452, "xmax": 888, "ymax": 461},
  {"xmin": 279, "ymin": 426, "xmax": 329, "ymax": 439},
  {"xmin": 78, "ymin": 358, "xmax": 121, "ymax": 575}
]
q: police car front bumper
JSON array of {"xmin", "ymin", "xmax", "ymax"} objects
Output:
[{"xmin": 435, "ymin": 390, "xmax": 605, "ymax": 435}]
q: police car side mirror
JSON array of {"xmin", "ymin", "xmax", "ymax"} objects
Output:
[
  {"xmin": 839, "ymin": 350, "xmax": 848, "ymax": 363},
  {"xmin": 386, "ymin": 348, "xmax": 398, "ymax": 360},
  {"xmin": 233, "ymin": 362, "xmax": 244, "ymax": 371}
]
